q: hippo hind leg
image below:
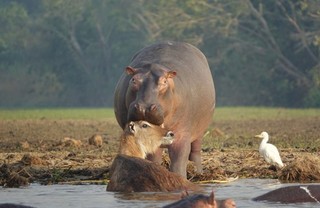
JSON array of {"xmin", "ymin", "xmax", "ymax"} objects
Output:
[{"xmin": 189, "ymin": 138, "xmax": 203, "ymax": 174}]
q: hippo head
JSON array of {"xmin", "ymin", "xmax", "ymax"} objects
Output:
[{"xmin": 125, "ymin": 63, "xmax": 176, "ymax": 125}]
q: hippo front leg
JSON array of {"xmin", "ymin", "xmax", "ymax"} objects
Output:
[
  {"xmin": 168, "ymin": 135, "xmax": 191, "ymax": 178},
  {"xmin": 189, "ymin": 138, "xmax": 203, "ymax": 174}
]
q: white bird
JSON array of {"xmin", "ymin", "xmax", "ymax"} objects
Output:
[{"xmin": 255, "ymin": 131, "xmax": 284, "ymax": 168}]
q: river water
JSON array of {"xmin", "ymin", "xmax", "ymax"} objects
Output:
[{"xmin": 0, "ymin": 179, "xmax": 318, "ymax": 208}]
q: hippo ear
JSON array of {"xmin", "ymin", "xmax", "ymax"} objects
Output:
[
  {"xmin": 167, "ymin": 70, "xmax": 177, "ymax": 78},
  {"xmin": 126, "ymin": 66, "xmax": 137, "ymax": 75}
]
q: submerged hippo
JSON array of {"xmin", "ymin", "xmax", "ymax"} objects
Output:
[
  {"xmin": 253, "ymin": 185, "xmax": 320, "ymax": 204},
  {"xmin": 114, "ymin": 41, "xmax": 215, "ymax": 177},
  {"xmin": 163, "ymin": 191, "xmax": 236, "ymax": 208},
  {"xmin": 0, "ymin": 204, "xmax": 34, "ymax": 208}
]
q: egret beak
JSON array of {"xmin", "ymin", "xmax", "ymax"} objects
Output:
[{"xmin": 255, "ymin": 134, "xmax": 262, "ymax": 138}]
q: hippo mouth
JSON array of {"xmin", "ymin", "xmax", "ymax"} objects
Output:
[{"xmin": 128, "ymin": 103, "xmax": 164, "ymax": 125}]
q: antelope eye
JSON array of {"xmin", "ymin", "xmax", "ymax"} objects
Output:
[{"xmin": 142, "ymin": 124, "xmax": 149, "ymax": 128}]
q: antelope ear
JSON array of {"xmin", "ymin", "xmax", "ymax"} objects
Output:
[
  {"xmin": 128, "ymin": 121, "xmax": 135, "ymax": 134},
  {"xmin": 208, "ymin": 191, "xmax": 215, "ymax": 205},
  {"xmin": 126, "ymin": 66, "xmax": 137, "ymax": 75},
  {"xmin": 167, "ymin": 70, "xmax": 177, "ymax": 78}
]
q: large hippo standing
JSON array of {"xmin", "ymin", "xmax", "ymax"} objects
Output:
[{"xmin": 114, "ymin": 41, "xmax": 215, "ymax": 177}]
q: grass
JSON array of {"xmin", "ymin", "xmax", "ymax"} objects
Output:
[
  {"xmin": 0, "ymin": 108, "xmax": 115, "ymax": 120},
  {"xmin": 213, "ymin": 107, "xmax": 319, "ymax": 121},
  {"xmin": 0, "ymin": 107, "xmax": 318, "ymax": 120}
]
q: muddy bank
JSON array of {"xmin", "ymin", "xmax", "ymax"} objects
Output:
[{"xmin": 0, "ymin": 118, "xmax": 319, "ymax": 187}]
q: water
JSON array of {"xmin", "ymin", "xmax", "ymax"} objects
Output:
[{"xmin": 0, "ymin": 179, "xmax": 318, "ymax": 208}]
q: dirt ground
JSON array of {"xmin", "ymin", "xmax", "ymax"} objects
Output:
[{"xmin": 0, "ymin": 117, "xmax": 319, "ymax": 188}]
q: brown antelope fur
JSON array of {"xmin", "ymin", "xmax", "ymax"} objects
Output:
[
  {"xmin": 118, "ymin": 120, "xmax": 174, "ymax": 158},
  {"xmin": 106, "ymin": 120, "xmax": 200, "ymax": 192}
]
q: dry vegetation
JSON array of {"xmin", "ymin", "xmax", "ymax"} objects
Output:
[{"xmin": 0, "ymin": 108, "xmax": 319, "ymax": 188}]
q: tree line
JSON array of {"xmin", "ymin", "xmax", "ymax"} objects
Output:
[{"xmin": 0, "ymin": 0, "xmax": 319, "ymax": 107}]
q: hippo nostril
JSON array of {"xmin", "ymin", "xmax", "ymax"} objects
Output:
[{"xmin": 150, "ymin": 104, "xmax": 157, "ymax": 112}]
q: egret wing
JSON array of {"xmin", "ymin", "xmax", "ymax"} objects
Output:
[{"xmin": 265, "ymin": 144, "xmax": 283, "ymax": 166}]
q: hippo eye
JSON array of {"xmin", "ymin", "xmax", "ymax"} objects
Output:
[{"xmin": 130, "ymin": 77, "xmax": 141, "ymax": 90}]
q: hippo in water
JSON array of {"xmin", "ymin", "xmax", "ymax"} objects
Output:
[
  {"xmin": 253, "ymin": 185, "xmax": 320, "ymax": 204},
  {"xmin": 163, "ymin": 191, "xmax": 236, "ymax": 208},
  {"xmin": 114, "ymin": 41, "xmax": 215, "ymax": 177}
]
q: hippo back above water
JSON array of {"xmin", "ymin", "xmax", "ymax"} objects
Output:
[{"xmin": 114, "ymin": 41, "xmax": 215, "ymax": 177}]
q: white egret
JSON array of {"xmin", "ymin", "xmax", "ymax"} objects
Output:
[{"xmin": 255, "ymin": 131, "xmax": 284, "ymax": 168}]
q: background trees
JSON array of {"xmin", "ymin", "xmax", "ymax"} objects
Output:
[{"xmin": 0, "ymin": 0, "xmax": 319, "ymax": 107}]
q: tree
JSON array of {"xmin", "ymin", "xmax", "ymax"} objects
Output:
[
  {"xmin": 34, "ymin": 0, "xmax": 147, "ymax": 106},
  {"xmin": 202, "ymin": 0, "xmax": 320, "ymax": 107},
  {"xmin": 0, "ymin": 0, "xmax": 319, "ymax": 107}
]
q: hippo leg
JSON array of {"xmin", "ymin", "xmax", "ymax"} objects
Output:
[
  {"xmin": 189, "ymin": 138, "xmax": 203, "ymax": 174},
  {"xmin": 168, "ymin": 135, "xmax": 191, "ymax": 178},
  {"xmin": 147, "ymin": 148, "xmax": 163, "ymax": 165}
]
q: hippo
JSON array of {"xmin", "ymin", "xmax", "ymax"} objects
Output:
[
  {"xmin": 253, "ymin": 185, "xmax": 320, "ymax": 204},
  {"xmin": 0, "ymin": 204, "xmax": 34, "ymax": 208},
  {"xmin": 114, "ymin": 41, "xmax": 215, "ymax": 177},
  {"xmin": 163, "ymin": 191, "xmax": 236, "ymax": 208}
]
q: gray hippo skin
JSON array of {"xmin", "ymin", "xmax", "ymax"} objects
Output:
[
  {"xmin": 0, "ymin": 204, "xmax": 34, "ymax": 208},
  {"xmin": 253, "ymin": 185, "xmax": 320, "ymax": 204},
  {"xmin": 114, "ymin": 41, "xmax": 215, "ymax": 177},
  {"xmin": 163, "ymin": 191, "xmax": 236, "ymax": 208}
]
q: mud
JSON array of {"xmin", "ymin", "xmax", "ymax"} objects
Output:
[{"xmin": 0, "ymin": 117, "xmax": 319, "ymax": 187}]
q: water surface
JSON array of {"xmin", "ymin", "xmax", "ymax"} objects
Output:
[{"xmin": 0, "ymin": 179, "xmax": 318, "ymax": 207}]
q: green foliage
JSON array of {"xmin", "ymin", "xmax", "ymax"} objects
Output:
[
  {"xmin": 0, "ymin": 2, "xmax": 29, "ymax": 50},
  {"xmin": 0, "ymin": 0, "xmax": 319, "ymax": 107},
  {"xmin": 304, "ymin": 65, "xmax": 320, "ymax": 106},
  {"xmin": 0, "ymin": 68, "xmax": 62, "ymax": 107},
  {"xmin": 206, "ymin": 0, "xmax": 320, "ymax": 107}
]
